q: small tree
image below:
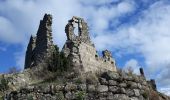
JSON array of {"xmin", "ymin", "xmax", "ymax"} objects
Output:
[
  {"xmin": 48, "ymin": 45, "xmax": 69, "ymax": 72},
  {"xmin": 48, "ymin": 45, "xmax": 60, "ymax": 72},
  {"xmin": 7, "ymin": 67, "xmax": 21, "ymax": 74},
  {"xmin": 0, "ymin": 75, "xmax": 8, "ymax": 91},
  {"xmin": 126, "ymin": 66, "xmax": 134, "ymax": 75},
  {"xmin": 59, "ymin": 51, "xmax": 69, "ymax": 72}
]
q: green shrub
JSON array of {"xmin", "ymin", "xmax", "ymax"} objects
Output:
[
  {"xmin": 75, "ymin": 91, "xmax": 86, "ymax": 100},
  {"xmin": 56, "ymin": 92, "xmax": 65, "ymax": 100},
  {"xmin": 142, "ymin": 91, "xmax": 149, "ymax": 99},
  {"xmin": 86, "ymin": 73, "xmax": 98, "ymax": 84},
  {"xmin": 0, "ymin": 77, "xmax": 8, "ymax": 91},
  {"xmin": 27, "ymin": 95, "xmax": 34, "ymax": 100},
  {"xmin": 48, "ymin": 45, "xmax": 69, "ymax": 72}
]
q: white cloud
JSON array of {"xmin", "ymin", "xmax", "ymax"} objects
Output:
[
  {"xmin": 14, "ymin": 51, "xmax": 25, "ymax": 70},
  {"xmin": 117, "ymin": 1, "xmax": 135, "ymax": 14},
  {"xmin": 0, "ymin": 16, "xmax": 24, "ymax": 43},
  {"xmin": 123, "ymin": 59, "xmax": 141, "ymax": 75},
  {"xmin": 159, "ymin": 87, "xmax": 170, "ymax": 96}
]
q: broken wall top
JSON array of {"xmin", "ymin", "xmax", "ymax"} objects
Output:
[{"xmin": 65, "ymin": 16, "xmax": 93, "ymax": 46}]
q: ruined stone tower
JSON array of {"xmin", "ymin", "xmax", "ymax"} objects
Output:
[
  {"xmin": 24, "ymin": 14, "xmax": 55, "ymax": 69},
  {"xmin": 25, "ymin": 15, "xmax": 117, "ymax": 73},
  {"xmin": 33, "ymin": 14, "xmax": 54, "ymax": 64},
  {"xmin": 62, "ymin": 16, "xmax": 117, "ymax": 73},
  {"xmin": 24, "ymin": 35, "xmax": 36, "ymax": 69}
]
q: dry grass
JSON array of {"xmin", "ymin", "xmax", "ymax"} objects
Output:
[{"xmin": 149, "ymin": 90, "xmax": 160, "ymax": 100}]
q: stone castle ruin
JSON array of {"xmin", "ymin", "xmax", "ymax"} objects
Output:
[
  {"xmin": 62, "ymin": 16, "xmax": 117, "ymax": 73},
  {"xmin": 25, "ymin": 14, "xmax": 55, "ymax": 69},
  {"xmin": 3, "ymin": 14, "xmax": 170, "ymax": 100},
  {"xmin": 25, "ymin": 14, "xmax": 117, "ymax": 73}
]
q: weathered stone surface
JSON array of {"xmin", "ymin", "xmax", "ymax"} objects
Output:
[
  {"xmin": 24, "ymin": 36, "xmax": 36, "ymax": 69},
  {"xmin": 127, "ymin": 81, "xmax": 138, "ymax": 89},
  {"xmin": 120, "ymin": 88, "xmax": 126, "ymax": 94},
  {"xmin": 87, "ymin": 85, "xmax": 96, "ymax": 92},
  {"xmin": 108, "ymin": 80, "xmax": 118, "ymax": 86},
  {"xmin": 97, "ymin": 85, "xmax": 108, "ymax": 92},
  {"xmin": 127, "ymin": 89, "xmax": 135, "ymax": 96},
  {"xmin": 108, "ymin": 86, "xmax": 119, "ymax": 93},
  {"xmin": 62, "ymin": 16, "xmax": 117, "ymax": 73},
  {"xmin": 113, "ymin": 94, "xmax": 129, "ymax": 100},
  {"xmin": 65, "ymin": 91, "xmax": 74, "ymax": 99},
  {"xmin": 65, "ymin": 83, "xmax": 77, "ymax": 92},
  {"xmin": 134, "ymin": 89, "xmax": 140, "ymax": 97},
  {"xmin": 101, "ymin": 71, "xmax": 120, "ymax": 80},
  {"xmin": 107, "ymin": 92, "xmax": 114, "ymax": 100},
  {"xmin": 130, "ymin": 97, "xmax": 139, "ymax": 100},
  {"xmin": 99, "ymin": 78, "xmax": 108, "ymax": 85},
  {"xmin": 25, "ymin": 14, "xmax": 55, "ymax": 69},
  {"xmin": 3, "ymin": 71, "xmax": 170, "ymax": 100},
  {"xmin": 77, "ymin": 84, "xmax": 86, "ymax": 91},
  {"xmin": 54, "ymin": 85, "xmax": 64, "ymax": 91},
  {"xmin": 119, "ymin": 83, "xmax": 127, "ymax": 88}
]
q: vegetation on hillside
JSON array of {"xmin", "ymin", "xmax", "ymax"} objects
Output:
[{"xmin": 48, "ymin": 45, "xmax": 69, "ymax": 72}]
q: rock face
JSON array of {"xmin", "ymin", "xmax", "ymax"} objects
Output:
[
  {"xmin": 25, "ymin": 14, "xmax": 55, "ymax": 69},
  {"xmin": 62, "ymin": 16, "xmax": 117, "ymax": 73}
]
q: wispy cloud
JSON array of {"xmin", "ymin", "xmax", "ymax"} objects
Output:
[{"xmin": 123, "ymin": 59, "xmax": 141, "ymax": 75}]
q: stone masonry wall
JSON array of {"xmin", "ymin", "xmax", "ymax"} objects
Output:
[
  {"xmin": 78, "ymin": 42, "xmax": 116, "ymax": 72},
  {"xmin": 4, "ymin": 71, "xmax": 169, "ymax": 100},
  {"xmin": 24, "ymin": 14, "xmax": 55, "ymax": 69},
  {"xmin": 25, "ymin": 36, "xmax": 36, "ymax": 69},
  {"xmin": 62, "ymin": 16, "xmax": 117, "ymax": 73}
]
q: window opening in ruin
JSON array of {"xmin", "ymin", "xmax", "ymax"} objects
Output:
[{"xmin": 74, "ymin": 23, "xmax": 79, "ymax": 36}]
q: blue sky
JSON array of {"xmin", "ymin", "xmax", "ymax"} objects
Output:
[{"xmin": 0, "ymin": 0, "xmax": 170, "ymax": 95}]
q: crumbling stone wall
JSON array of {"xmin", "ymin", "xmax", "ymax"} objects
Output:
[
  {"xmin": 25, "ymin": 36, "xmax": 36, "ymax": 69},
  {"xmin": 4, "ymin": 71, "xmax": 169, "ymax": 100},
  {"xmin": 62, "ymin": 16, "xmax": 117, "ymax": 73},
  {"xmin": 24, "ymin": 14, "xmax": 55, "ymax": 69},
  {"xmin": 33, "ymin": 14, "xmax": 55, "ymax": 65},
  {"xmin": 65, "ymin": 16, "xmax": 92, "ymax": 45}
]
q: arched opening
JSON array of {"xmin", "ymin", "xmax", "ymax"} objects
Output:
[{"xmin": 73, "ymin": 23, "xmax": 79, "ymax": 36}]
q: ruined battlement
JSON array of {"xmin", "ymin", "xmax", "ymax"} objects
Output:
[
  {"xmin": 62, "ymin": 16, "xmax": 117, "ymax": 73},
  {"xmin": 25, "ymin": 15, "xmax": 117, "ymax": 73},
  {"xmin": 65, "ymin": 16, "xmax": 93, "ymax": 46}
]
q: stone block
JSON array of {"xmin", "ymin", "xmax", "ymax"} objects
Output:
[
  {"xmin": 108, "ymin": 80, "xmax": 118, "ymax": 86},
  {"xmin": 97, "ymin": 85, "xmax": 108, "ymax": 92},
  {"xmin": 87, "ymin": 85, "xmax": 96, "ymax": 92},
  {"xmin": 108, "ymin": 86, "xmax": 119, "ymax": 93}
]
